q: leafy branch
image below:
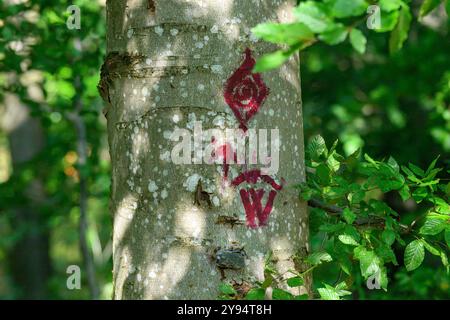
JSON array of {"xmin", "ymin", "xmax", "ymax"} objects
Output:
[
  {"xmin": 251, "ymin": 0, "xmax": 449, "ymax": 72},
  {"xmin": 299, "ymin": 135, "xmax": 449, "ymax": 297},
  {"xmin": 219, "ymin": 135, "xmax": 449, "ymax": 300}
]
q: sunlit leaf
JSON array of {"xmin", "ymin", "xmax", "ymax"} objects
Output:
[{"xmin": 404, "ymin": 240, "xmax": 425, "ymax": 271}]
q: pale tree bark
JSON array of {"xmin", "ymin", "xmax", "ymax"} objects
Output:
[{"xmin": 100, "ymin": 0, "xmax": 309, "ymax": 299}]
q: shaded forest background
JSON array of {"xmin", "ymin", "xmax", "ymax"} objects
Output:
[{"xmin": 0, "ymin": 0, "xmax": 449, "ymax": 299}]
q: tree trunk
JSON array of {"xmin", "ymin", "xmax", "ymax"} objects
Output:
[
  {"xmin": 101, "ymin": 0, "xmax": 309, "ymax": 299},
  {"xmin": 1, "ymin": 93, "xmax": 51, "ymax": 299}
]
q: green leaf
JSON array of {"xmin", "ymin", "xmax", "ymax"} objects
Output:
[
  {"xmin": 272, "ymin": 288, "xmax": 294, "ymax": 300},
  {"xmin": 365, "ymin": 162, "xmax": 405, "ymax": 192},
  {"xmin": 261, "ymin": 274, "xmax": 273, "ymax": 289},
  {"xmin": 287, "ymin": 276, "xmax": 304, "ymax": 287},
  {"xmin": 404, "ymin": 240, "xmax": 425, "ymax": 271},
  {"xmin": 254, "ymin": 40, "xmax": 313, "ymax": 73},
  {"xmin": 419, "ymin": 215, "xmax": 447, "ymax": 235},
  {"xmin": 408, "ymin": 163, "xmax": 426, "ymax": 177},
  {"xmin": 387, "ymin": 156, "xmax": 400, "ymax": 172},
  {"xmin": 440, "ymin": 252, "xmax": 449, "ymax": 271},
  {"xmin": 349, "ymin": 28, "xmax": 367, "ymax": 54},
  {"xmin": 316, "ymin": 163, "xmax": 331, "ymax": 185},
  {"xmin": 334, "ymin": 281, "xmax": 352, "ymax": 296},
  {"xmin": 425, "ymin": 155, "xmax": 440, "ymax": 176},
  {"xmin": 421, "ymin": 169, "xmax": 442, "ymax": 185},
  {"xmin": 293, "ymin": 1, "xmax": 331, "ymax": 33},
  {"xmin": 377, "ymin": 244, "xmax": 399, "ymax": 265},
  {"xmin": 317, "ymin": 287, "xmax": 340, "ymax": 300},
  {"xmin": 399, "ymin": 184, "xmax": 411, "ymax": 201},
  {"xmin": 320, "ymin": 222, "xmax": 346, "ymax": 233},
  {"xmin": 253, "ymin": 50, "xmax": 292, "ymax": 73},
  {"xmin": 412, "ymin": 187, "xmax": 428, "ymax": 203},
  {"xmin": 307, "ymin": 251, "xmax": 333, "ymax": 265},
  {"xmin": 342, "ymin": 207, "xmax": 357, "ymax": 224},
  {"xmin": 376, "ymin": 10, "xmax": 400, "ymax": 32},
  {"xmin": 389, "ymin": 5, "xmax": 412, "ymax": 54},
  {"xmin": 381, "ymin": 229, "xmax": 396, "ymax": 246},
  {"xmin": 219, "ymin": 283, "xmax": 236, "ymax": 295},
  {"xmin": 421, "ymin": 239, "xmax": 441, "ymax": 256},
  {"xmin": 401, "ymin": 166, "xmax": 421, "ymax": 183},
  {"xmin": 420, "ymin": 0, "xmax": 442, "ymax": 17},
  {"xmin": 318, "ymin": 283, "xmax": 352, "ymax": 299},
  {"xmin": 245, "ymin": 288, "xmax": 265, "ymax": 300},
  {"xmin": 338, "ymin": 234, "xmax": 359, "ymax": 246},
  {"xmin": 445, "ymin": 229, "xmax": 450, "ymax": 248},
  {"xmin": 327, "ymin": 152, "xmax": 342, "ymax": 172},
  {"xmin": 308, "ymin": 135, "xmax": 327, "ymax": 159},
  {"xmin": 331, "ymin": 0, "xmax": 369, "ymax": 18},
  {"xmin": 379, "ymin": 0, "xmax": 402, "ymax": 12},
  {"xmin": 300, "ymin": 186, "xmax": 313, "ymax": 201},
  {"xmin": 379, "ymin": 267, "xmax": 389, "ymax": 290},
  {"xmin": 44, "ymin": 9, "xmax": 65, "ymax": 25},
  {"xmin": 364, "ymin": 153, "xmax": 379, "ymax": 167},
  {"xmin": 350, "ymin": 189, "xmax": 365, "ymax": 204},
  {"xmin": 354, "ymin": 246, "xmax": 379, "ymax": 276},
  {"xmin": 337, "ymin": 253, "xmax": 353, "ymax": 275},
  {"xmin": 431, "ymin": 197, "xmax": 450, "ymax": 214},
  {"xmin": 319, "ymin": 23, "xmax": 348, "ymax": 45},
  {"xmin": 353, "ymin": 247, "xmax": 389, "ymax": 290},
  {"xmin": 329, "ymin": 139, "xmax": 339, "ymax": 154},
  {"xmin": 345, "ymin": 224, "xmax": 361, "ymax": 240},
  {"xmin": 251, "ymin": 22, "xmax": 314, "ymax": 45}
]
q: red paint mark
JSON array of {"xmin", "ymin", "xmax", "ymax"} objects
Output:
[
  {"xmin": 220, "ymin": 48, "xmax": 283, "ymax": 228},
  {"xmin": 233, "ymin": 170, "xmax": 283, "ymax": 228},
  {"xmin": 224, "ymin": 48, "xmax": 269, "ymax": 131},
  {"xmin": 239, "ymin": 189, "xmax": 257, "ymax": 228},
  {"xmin": 211, "ymin": 138, "xmax": 237, "ymax": 180},
  {"xmin": 216, "ymin": 143, "xmax": 237, "ymax": 180},
  {"xmin": 231, "ymin": 169, "xmax": 283, "ymax": 190},
  {"xmin": 239, "ymin": 188, "xmax": 279, "ymax": 228}
]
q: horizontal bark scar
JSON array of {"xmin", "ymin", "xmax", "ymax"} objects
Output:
[
  {"xmin": 215, "ymin": 215, "xmax": 245, "ymax": 228},
  {"xmin": 98, "ymin": 52, "xmax": 143, "ymax": 104},
  {"xmin": 130, "ymin": 23, "xmax": 209, "ymax": 33},
  {"xmin": 114, "ymin": 106, "xmax": 225, "ymax": 130}
]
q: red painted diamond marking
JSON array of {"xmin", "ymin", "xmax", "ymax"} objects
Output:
[{"xmin": 224, "ymin": 48, "xmax": 269, "ymax": 131}]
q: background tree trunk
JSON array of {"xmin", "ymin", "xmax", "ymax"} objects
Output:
[
  {"xmin": 102, "ymin": 0, "xmax": 309, "ymax": 299},
  {"xmin": 1, "ymin": 93, "xmax": 51, "ymax": 299}
]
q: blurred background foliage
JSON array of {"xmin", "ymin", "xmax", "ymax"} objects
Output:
[
  {"xmin": 0, "ymin": 0, "xmax": 110, "ymax": 299},
  {"xmin": 0, "ymin": 0, "xmax": 448, "ymax": 299}
]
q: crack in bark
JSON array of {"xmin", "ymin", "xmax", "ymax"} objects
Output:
[
  {"xmin": 130, "ymin": 22, "xmax": 209, "ymax": 33},
  {"xmin": 167, "ymin": 236, "xmax": 213, "ymax": 248},
  {"xmin": 215, "ymin": 215, "xmax": 245, "ymax": 228},
  {"xmin": 98, "ymin": 51, "xmax": 219, "ymax": 114},
  {"xmin": 114, "ymin": 106, "xmax": 229, "ymax": 130}
]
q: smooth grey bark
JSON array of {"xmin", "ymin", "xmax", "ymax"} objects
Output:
[
  {"xmin": 102, "ymin": 0, "xmax": 309, "ymax": 299},
  {"xmin": 1, "ymin": 94, "xmax": 51, "ymax": 299}
]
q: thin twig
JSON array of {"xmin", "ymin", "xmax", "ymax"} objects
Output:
[
  {"xmin": 307, "ymin": 197, "xmax": 411, "ymax": 233},
  {"xmin": 307, "ymin": 198, "xmax": 342, "ymax": 215}
]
